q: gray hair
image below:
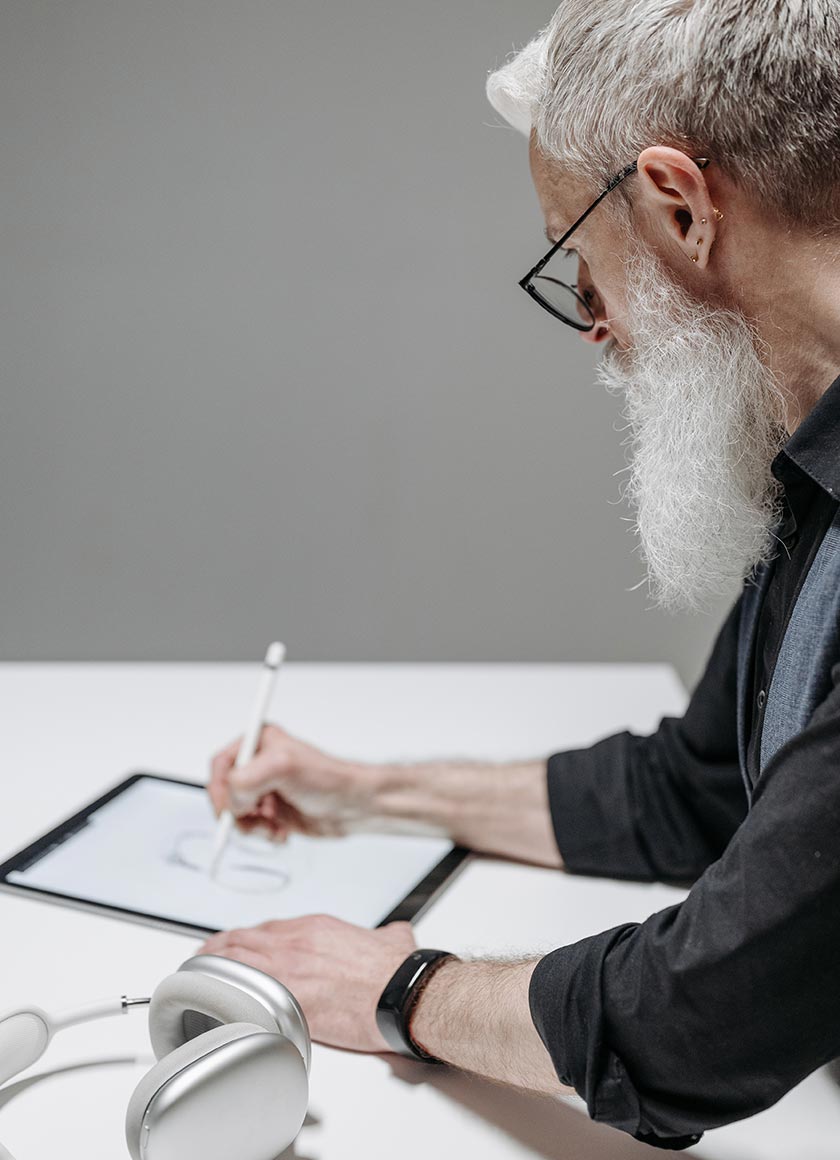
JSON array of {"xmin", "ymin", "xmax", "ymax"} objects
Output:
[{"xmin": 487, "ymin": 1, "xmax": 840, "ymax": 231}]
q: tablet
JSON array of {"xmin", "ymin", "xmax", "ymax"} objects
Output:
[{"xmin": 0, "ymin": 774, "xmax": 469, "ymax": 937}]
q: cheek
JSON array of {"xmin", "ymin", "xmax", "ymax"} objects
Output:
[{"xmin": 582, "ymin": 256, "xmax": 629, "ymax": 335}]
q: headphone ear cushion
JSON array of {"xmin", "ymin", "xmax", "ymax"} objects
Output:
[
  {"xmin": 179, "ymin": 955, "xmax": 310, "ymax": 1072},
  {"xmin": 0, "ymin": 1010, "xmax": 51, "ymax": 1087},
  {"xmin": 125, "ymin": 1021, "xmax": 308, "ymax": 1160},
  {"xmin": 148, "ymin": 972, "xmax": 282, "ymax": 1060}
]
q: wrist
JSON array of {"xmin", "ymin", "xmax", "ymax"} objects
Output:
[
  {"xmin": 406, "ymin": 954, "xmax": 462, "ymax": 1061},
  {"xmin": 376, "ymin": 949, "xmax": 459, "ymax": 1061},
  {"xmin": 336, "ymin": 757, "xmax": 392, "ymax": 820}
]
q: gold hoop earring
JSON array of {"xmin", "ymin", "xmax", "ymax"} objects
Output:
[{"xmin": 713, "ymin": 207, "xmax": 724, "ymax": 221}]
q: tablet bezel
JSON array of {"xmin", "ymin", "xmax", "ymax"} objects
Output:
[{"xmin": 0, "ymin": 772, "xmax": 471, "ymax": 937}]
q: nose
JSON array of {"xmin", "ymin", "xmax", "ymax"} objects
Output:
[
  {"xmin": 581, "ymin": 321, "xmax": 611, "ymax": 344},
  {"xmin": 574, "ymin": 258, "xmax": 610, "ymax": 344}
]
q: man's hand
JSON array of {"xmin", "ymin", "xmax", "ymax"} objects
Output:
[
  {"xmin": 199, "ymin": 915, "xmax": 417, "ymax": 1052},
  {"xmin": 208, "ymin": 724, "xmax": 377, "ymax": 840}
]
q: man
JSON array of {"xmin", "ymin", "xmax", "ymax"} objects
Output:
[{"xmin": 202, "ymin": 2, "xmax": 840, "ymax": 1148}]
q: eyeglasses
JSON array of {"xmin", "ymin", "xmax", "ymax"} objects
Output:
[{"xmin": 519, "ymin": 157, "xmax": 711, "ymax": 331}]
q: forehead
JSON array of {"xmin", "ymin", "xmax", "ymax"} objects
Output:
[{"xmin": 528, "ymin": 135, "xmax": 593, "ymax": 238}]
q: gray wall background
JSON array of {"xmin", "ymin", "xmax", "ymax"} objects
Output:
[{"xmin": 0, "ymin": 0, "xmax": 729, "ymax": 688}]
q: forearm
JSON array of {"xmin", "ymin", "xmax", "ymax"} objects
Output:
[
  {"xmin": 408, "ymin": 957, "xmax": 570, "ymax": 1093},
  {"xmin": 366, "ymin": 759, "xmax": 563, "ymax": 867}
]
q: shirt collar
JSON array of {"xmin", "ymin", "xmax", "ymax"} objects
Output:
[{"xmin": 773, "ymin": 371, "xmax": 840, "ymax": 499}]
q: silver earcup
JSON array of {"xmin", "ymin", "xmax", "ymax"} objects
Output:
[
  {"xmin": 134, "ymin": 956, "xmax": 311, "ymax": 1160},
  {"xmin": 125, "ymin": 1021, "xmax": 308, "ymax": 1160}
]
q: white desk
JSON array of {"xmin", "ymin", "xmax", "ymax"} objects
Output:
[{"xmin": 0, "ymin": 663, "xmax": 837, "ymax": 1160}]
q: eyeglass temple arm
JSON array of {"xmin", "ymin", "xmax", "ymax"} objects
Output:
[{"xmin": 527, "ymin": 155, "xmax": 710, "ymax": 281}]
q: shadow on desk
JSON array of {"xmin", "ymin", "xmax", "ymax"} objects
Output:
[
  {"xmin": 0, "ymin": 1056, "xmax": 319, "ymax": 1160},
  {"xmin": 386, "ymin": 1056, "xmax": 714, "ymax": 1160}
]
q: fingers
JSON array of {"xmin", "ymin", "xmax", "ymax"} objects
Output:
[
  {"xmin": 207, "ymin": 945, "xmax": 272, "ymax": 973},
  {"xmin": 228, "ymin": 750, "xmax": 290, "ymax": 815},
  {"xmin": 208, "ymin": 723, "xmax": 343, "ymax": 839},
  {"xmin": 233, "ymin": 815, "xmax": 292, "ymax": 844},
  {"xmin": 234, "ymin": 813, "xmax": 274, "ymax": 840},
  {"xmin": 208, "ymin": 728, "xmax": 292, "ymax": 818},
  {"xmin": 201, "ymin": 915, "xmax": 331, "ymax": 959},
  {"xmin": 203, "ymin": 927, "xmax": 273, "ymax": 955},
  {"xmin": 208, "ymin": 735, "xmax": 244, "ymax": 815}
]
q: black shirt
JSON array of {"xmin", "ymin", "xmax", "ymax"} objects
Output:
[{"xmin": 529, "ymin": 374, "xmax": 840, "ymax": 1149}]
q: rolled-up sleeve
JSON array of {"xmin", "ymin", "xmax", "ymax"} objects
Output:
[
  {"xmin": 530, "ymin": 677, "xmax": 840, "ymax": 1147},
  {"xmin": 548, "ymin": 598, "xmax": 748, "ymax": 884}
]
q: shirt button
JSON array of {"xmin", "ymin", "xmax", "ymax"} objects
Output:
[{"xmin": 757, "ymin": 689, "xmax": 767, "ymax": 710}]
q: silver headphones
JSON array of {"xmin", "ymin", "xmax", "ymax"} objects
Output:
[{"xmin": 0, "ymin": 955, "xmax": 311, "ymax": 1160}]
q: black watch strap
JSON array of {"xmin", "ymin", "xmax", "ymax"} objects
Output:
[{"xmin": 376, "ymin": 948, "xmax": 457, "ymax": 1062}]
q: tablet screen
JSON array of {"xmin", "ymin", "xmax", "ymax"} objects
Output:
[{"xmin": 2, "ymin": 776, "xmax": 460, "ymax": 934}]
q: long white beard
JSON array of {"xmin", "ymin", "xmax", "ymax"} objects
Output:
[{"xmin": 598, "ymin": 247, "xmax": 787, "ymax": 612}]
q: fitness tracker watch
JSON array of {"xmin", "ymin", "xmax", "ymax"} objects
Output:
[{"xmin": 376, "ymin": 948, "xmax": 457, "ymax": 1061}]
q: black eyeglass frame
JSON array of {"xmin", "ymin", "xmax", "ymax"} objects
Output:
[{"xmin": 519, "ymin": 156, "xmax": 711, "ymax": 331}]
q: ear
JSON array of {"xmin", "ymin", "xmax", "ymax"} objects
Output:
[{"xmin": 635, "ymin": 146, "xmax": 718, "ymax": 270}]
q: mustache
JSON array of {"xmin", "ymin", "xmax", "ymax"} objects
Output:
[{"xmin": 601, "ymin": 334, "xmax": 629, "ymax": 371}]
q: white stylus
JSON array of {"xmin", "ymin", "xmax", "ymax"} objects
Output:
[{"xmin": 208, "ymin": 640, "xmax": 286, "ymax": 879}]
